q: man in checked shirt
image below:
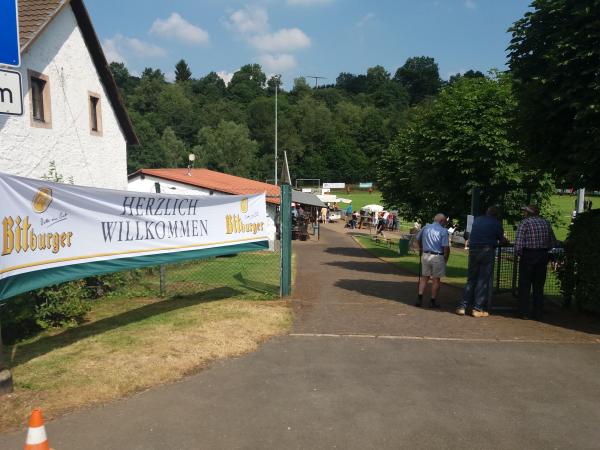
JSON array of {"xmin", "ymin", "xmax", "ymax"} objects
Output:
[{"xmin": 514, "ymin": 205, "xmax": 557, "ymax": 320}]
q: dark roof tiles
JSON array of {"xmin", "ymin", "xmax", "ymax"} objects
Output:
[{"xmin": 18, "ymin": 0, "xmax": 65, "ymax": 48}]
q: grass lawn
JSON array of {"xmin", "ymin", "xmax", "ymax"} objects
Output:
[
  {"xmin": 354, "ymin": 235, "xmax": 469, "ymax": 288},
  {"xmin": 550, "ymin": 194, "xmax": 596, "ymax": 241},
  {"xmin": 330, "ymin": 189, "xmax": 383, "ymax": 211},
  {"xmin": 0, "ymin": 251, "xmax": 291, "ymax": 432},
  {"xmin": 331, "ymin": 191, "xmax": 593, "ymax": 241}
]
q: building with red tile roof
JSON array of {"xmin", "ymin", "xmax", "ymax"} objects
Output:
[{"xmin": 128, "ymin": 168, "xmax": 280, "ymax": 204}]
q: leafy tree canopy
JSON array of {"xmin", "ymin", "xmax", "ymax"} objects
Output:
[
  {"xmin": 394, "ymin": 56, "xmax": 442, "ymax": 105},
  {"xmin": 378, "ymin": 73, "xmax": 555, "ymax": 224},
  {"xmin": 508, "ymin": 0, "xmax": 600, "ymax": 187}
]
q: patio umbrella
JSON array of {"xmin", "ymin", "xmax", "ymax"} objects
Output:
[
  {"xmin": 363, "ymin": 204, "xmax": 384, "ymax": 213},
  {"xmin": 336, "ymin": 198, "xmax": 352, "ymax": 203}
]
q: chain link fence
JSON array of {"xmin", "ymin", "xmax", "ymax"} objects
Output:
[
  {"xmin": 151, "ymin": 249, "xmax": 281, "ymax": 300},
  {"xmin": 494, "ymin": 221, "xmax": 562, "ymax": 300}
]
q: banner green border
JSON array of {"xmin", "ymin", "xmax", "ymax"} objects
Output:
[{"xmin": 0, "ymin": 240, "xmax": 269, "ymax": 301}]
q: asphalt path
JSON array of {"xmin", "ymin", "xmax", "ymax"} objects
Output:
[{"xmin": 1, "ymin": 225, "xmax": 599, "ymax": 449}]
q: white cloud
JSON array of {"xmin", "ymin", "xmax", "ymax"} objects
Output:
[
  {"xmin": 102, "ymin": 34, "xmax": 166, "ymax": 62},
  {"xmin": 249, "ymin": 28, "xmax": 311, "ymax": 52},
  {"xmin": 126, "ymin": 37, "xmax": 168, "ymax": 57},
  {"xmin": 226, "ymin": 7, "xmax": 269, "ymax": 34},
  {"xmin": 259, "ymin": 53, "xmax": 297, "ymax": 72},
  {"xmin": 150, "ymin": 13, "xmax": 209, "ymax": 45},
  {"xmin": 356, "ymin": 13, "xmax": 375, "ymax": 28},
  {"xmin": 287, "ymin": 0, "xmax": 334, "ymax": 5},
  {"xmin": 464, "ymin": 0, "xmax": 476, "ymax": 9},
  {"xmin": 164, "ymin": 71, "xmax": 176, "ymax": 83},
  {"xmin": 102, "ymin": 37, "xmax": 126, "ymax": 63},
  {"xmin": 216, "ymin": 70, "xmax": 234, "ymax": 86}
]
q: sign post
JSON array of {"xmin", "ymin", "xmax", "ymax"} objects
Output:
[{"xmin": 0, "ymin": 0, "xmax": 20, "ymax": 67}]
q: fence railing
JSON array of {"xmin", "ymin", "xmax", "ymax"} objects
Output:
[{"xmin": 494, "ymin": 246, "xmax": 562, "ymax": 299}]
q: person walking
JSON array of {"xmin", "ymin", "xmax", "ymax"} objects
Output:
[
  {"xmin": 514, "ymin": 205, "xmax": 557, "ymax": 320},
  {"xmin": 456, "ymin": 206, "xmax": 507, "ymax": 317},
  {"xmin": 416, "ymin": 213, "xmax": 450, "ymax": 308}
]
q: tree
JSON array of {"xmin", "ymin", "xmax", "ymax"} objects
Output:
[
  {"xmin": 508, "ymin": 0, "xmax": 600, "ymax": 186},
  {"xmin": 378, "ymin": 74, "xmax": 554, "ymax": 223},
  {"xmin": 175, "ymin": 59, "xmax": 192, "ymax": 83},
  {"xmin": 193, "ymin": 120, "xmax": 258, "ymax": 178},
  {"xmin": 394, "ymin": 56, "xmax": 442, "ymax": 105},
  {"xmin": 448, "ymin": 70, "xmax": 485, "ymax": 85},
  {"xmin": 228, "ymin": 64, "xmax": 267, "ymax": 103},
  {"xmin": 109, "ymin": 62, "xmax": 136, "ymax": 95},
  {"xmin": 159, "ymin": 127, "xmax": 188, "ymax": 167},
  {"xmin": 192, "ymin": 72, "xmax": 227, "ymax": 100}
]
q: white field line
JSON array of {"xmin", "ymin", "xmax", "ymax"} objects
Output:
[{"xmin": 289, "ymin": 333, "xmax": 600, "ymax": 345}]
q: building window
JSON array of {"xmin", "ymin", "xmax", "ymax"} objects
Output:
[
  {"xmin": 88, "ymin": 92, "xmax": 102, "ymax": 136},
  {"xmin": 28, "ymin": 70, "xmax": 51, "ymax": 129}
]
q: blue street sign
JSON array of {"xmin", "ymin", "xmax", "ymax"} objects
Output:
[{"xmin": 0, "ymin": 0, "xmax": 20, "ymax": 67}]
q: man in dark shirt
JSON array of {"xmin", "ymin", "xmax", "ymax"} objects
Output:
[
  {"xmin": 514, "ymin": 205, "xmax": 557, "ymax": 320},
  {"xmin": 456, "ymin": 206, "xmax": 506, "ymax": 317}
]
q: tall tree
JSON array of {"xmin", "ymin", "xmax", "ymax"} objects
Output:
[
  {"xmin": 508, "ymin": 0, "xmax": 600, "ymax": 186},
  {"xmin": 394, "ymin": 56, "xmax": 442, "ymax": 105},
  {"xmin": 193, "ymin": 120, "xmax": 258, "ymax": 178},
  {"xmin": 159, "ymin": 127, "xmax": 188, "ymax": 167},
  {"xmin": 228, "ymin": 64, "xmax": 267, "ymax": 103},
  {"xmin": 175, "ymin": 59, "xmax": 192, "ymax": 83},
  {"xmin": 378, "ymin": 74, "xmax": 554, "ymax": 223}
]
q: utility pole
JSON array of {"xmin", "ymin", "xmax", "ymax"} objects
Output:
[
  {"xmin": 274, "ymin": 75, "xmax": 279, "ymax": 185},
  {"xmin": 305, "ymin": 75, "xmax": 326, "ymax": 88}
]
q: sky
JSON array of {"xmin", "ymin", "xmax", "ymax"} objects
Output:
[{"xmin": 86, "ymin": 0, "xmax": 531, "ymax": 88}]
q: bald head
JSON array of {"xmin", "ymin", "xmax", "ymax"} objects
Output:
[{"xmin": 434, "ymin": 213, "xmax": 447, "ymax": 224}]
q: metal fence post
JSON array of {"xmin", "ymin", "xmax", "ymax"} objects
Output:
[
  {"xmin": 155, "ymin": 182, "xmax": 166, "ymax": 297},
  {"xmin": 159, "ymin": 265, "xmax": 166, "ymax": 297},
  {"xmin": 280, "ymin": 184, "xmax": 292, "ymax": 297}
]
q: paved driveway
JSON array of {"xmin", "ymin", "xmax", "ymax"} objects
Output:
[{"xmin": 1, "ymin": 225, "xmax": 599, "ymax": 449}]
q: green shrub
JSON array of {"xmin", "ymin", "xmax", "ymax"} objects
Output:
[
  {"xmin": 559, "ymin": 210, "xmax": 600, "ymax": 313},
  {"xmin": 34, "ymin": 280, "xmax": 92, "ymax": 329},
  {"xmin": 0, "ymin": 296, "xmax": 40, "ymax": 344}
]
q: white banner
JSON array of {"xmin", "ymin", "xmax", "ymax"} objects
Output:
[
  {"xmin": 0, "ymin": 173, "xmax": 269, "ymax": 300},
  {"xmin": 322, "ymin": 182, "xmax": 345, "ymax": 189}
]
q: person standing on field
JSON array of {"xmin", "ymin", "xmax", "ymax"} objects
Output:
[
  {"xmin": 456, "ymin": 206, "xmax": 507, "ymax": 317},
  {"xmin": 514, "ymin": 205, "xmax": 557, "ymax": 320},
  {"xmin": 416, "ymin": 213, "xmax": 450, "ymax": 308}
]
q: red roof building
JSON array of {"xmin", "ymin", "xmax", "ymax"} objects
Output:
[{"xmin": 128, "ymin": 168, "xmax": 281, "ymax": 205}]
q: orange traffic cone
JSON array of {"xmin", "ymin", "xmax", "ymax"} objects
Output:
[{"xmin": 24, "ymin": 408, "xmax": 52, "ymax": 450}]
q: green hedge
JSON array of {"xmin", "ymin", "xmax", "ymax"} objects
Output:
[
  {"xmin": 559, "ymin": 210, "xmax": 600, "ymax": 313},
  {"xmin": 0, "ymin": 272, "xmax": 137, "ymax": 344}
]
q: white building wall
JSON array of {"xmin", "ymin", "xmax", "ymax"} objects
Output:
[
  {"xmin": 0, "ymin": 5, "xmax": 128, "ymax": 189},
  {"xmin": 128, "ymin": 174, "xmax": 277, "ymax": 244}
]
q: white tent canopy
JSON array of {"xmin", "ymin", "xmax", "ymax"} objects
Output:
[{"xmin": 362, "ymin": 204, "xmax": 384, "ymax": 213}]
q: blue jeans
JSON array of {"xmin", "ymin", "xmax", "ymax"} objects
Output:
[{"xmin": 459, "ymin": 246, "xmax": 495, "ymax": 311}]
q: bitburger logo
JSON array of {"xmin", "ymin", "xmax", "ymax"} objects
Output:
[
  {"xmin": 225, "ymin": 197, "xmax": 265, "ymax": 235},
  {"xmin": 2, "ymin": 187, "xmax": 74, "ymax": 256},
  {"xmin": 32, "ymin": 187, "xmax": 53, "ymax": 213}
]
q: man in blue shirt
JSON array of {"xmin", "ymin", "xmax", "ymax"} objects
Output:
[
  {"xmin": 456, "ymin": 206, "xmax": 507, "ymax": 317},
  {"xmin": 416, "ymin": 213, "xmax": 450, "ymax": 308}
]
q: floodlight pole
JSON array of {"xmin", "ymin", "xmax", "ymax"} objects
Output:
[{"xmin": 274, "ymin": 76, "xmax": 279, "ymax": 186}]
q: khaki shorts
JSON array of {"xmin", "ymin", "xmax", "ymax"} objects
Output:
[{"xmin": 421, "ymin": 253, "xmax": 446, "ymax": 278}]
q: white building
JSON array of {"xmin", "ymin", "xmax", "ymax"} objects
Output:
[
  {"xmin": 128, "ymin": 168, "xmax": 280, "ymax": 244},
  {"xmin": 0, "ymin": 0, "xmax": 137, "ymax": 189}
]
